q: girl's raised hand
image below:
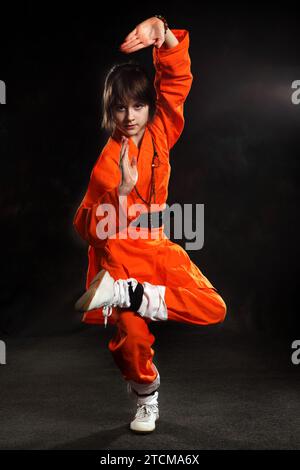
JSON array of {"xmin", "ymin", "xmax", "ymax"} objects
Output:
[
  {"xmin": 118, "ymin": 136, "xmax": 138, "ymax": 196},
  {"xmin": 119, "ymin": 16, "xmax": 165, "ymax": 54}
]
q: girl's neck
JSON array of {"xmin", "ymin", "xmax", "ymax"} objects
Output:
[{"xmin": 131, "ymin": 132, "xmax": 144, "ymax": 149}]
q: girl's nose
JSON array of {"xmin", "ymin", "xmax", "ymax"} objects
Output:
[{"xmin": 127, "ymin": 108, "xmax": 135, "ymax": 119}]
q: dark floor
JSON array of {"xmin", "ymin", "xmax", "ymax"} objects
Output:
[{"xmin": 0, "ymin": 322, "xmax": 299, "ymax": 450}]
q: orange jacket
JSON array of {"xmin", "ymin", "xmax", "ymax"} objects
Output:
[{"xmin": 74, "ymin": 29, "xmax": 193, "ymax": 246}]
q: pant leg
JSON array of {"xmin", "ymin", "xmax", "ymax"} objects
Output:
[
  {"xmin": 165, "ymin": 286, "xmax": 227, "ymax": 325},
  {"xmin": 108, "ymin": 310, "xmax": 159, "ymax": 385},
  {"xmin": 108, "ymin": 287, "xmax": 226, "ymax": 387}
]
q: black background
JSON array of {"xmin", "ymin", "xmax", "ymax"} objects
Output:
[{"xmin": 1, "ymin": 1, "xmax": 299, "ymax": 340}]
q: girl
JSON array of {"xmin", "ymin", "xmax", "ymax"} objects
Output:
[{"xmin": 73, "ymin": 15, "xmax": 227, "ymax": 434}]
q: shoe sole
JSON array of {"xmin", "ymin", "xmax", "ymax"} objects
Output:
[
  {"xmin": 129, "ymin": 415, "xmax": 159, "ymax": 434},
  {"xmin": 129, "ymin": 428, "xmax": 156, "ymax": 434},
  {"xmin": 129, "ymin": 422, "xmax": 158, "ymax": 434},
  {"xmin": 75, "ymin": 269, "xmax": 107, "ymax": 312}
]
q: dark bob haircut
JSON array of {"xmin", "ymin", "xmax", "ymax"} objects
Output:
[{"xmin": 101, "ymin": 61, "xmax": 157, "ymax": 134}]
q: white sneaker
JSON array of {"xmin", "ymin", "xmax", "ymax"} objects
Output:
[
  {"xmin": 130, "ymin": 391, "xmax": 159, "ymax": 433},
  {"xmin": 75, "ymin": 269, "xmax": 168, "ymax": 326},
  {"xmin": 74, "ymin": 269, "xmax": 138, "ymax": 327}
]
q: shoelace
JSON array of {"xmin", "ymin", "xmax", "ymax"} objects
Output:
[
  {"xmin": 102, "ymin": 281, "xmax": 122, "ymax": 328},
  {"xmin": 102, "ymin": 304, "xmax": 117, "ymax": 328},
  {"xmin": 135, "ymin": 404, "xmax": 158, "ymax": 419}
]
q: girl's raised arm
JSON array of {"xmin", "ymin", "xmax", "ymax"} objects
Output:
[{"xmin": 119, "ymin": 17, "xmax": 193, "ymax": 150}]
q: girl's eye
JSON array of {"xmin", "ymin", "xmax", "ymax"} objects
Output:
[{"xmin": 115, "ymin": 104, "xmax": 144, "ymax": 111}]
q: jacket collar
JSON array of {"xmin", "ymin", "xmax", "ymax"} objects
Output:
[{"xmin": 109, "ymin": 126, "xmax": 153, "ymax": 160}]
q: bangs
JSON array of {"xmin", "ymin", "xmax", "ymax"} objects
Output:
[{"xmin": 110, "ymin": 71, "xmax": 150, "ymax": 107}]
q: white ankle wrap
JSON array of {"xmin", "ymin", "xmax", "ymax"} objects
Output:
[
  {"xmin": 137, "ymin": 282, "xmax": 168, "ymax": 321},
  {"xmin": 128, "ymin": 366, "xmax": 160, "ymax": 397}
]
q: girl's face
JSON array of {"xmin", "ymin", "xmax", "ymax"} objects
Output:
[{"xmin": 112, "ymin": 99, "xmax": 149, "ymax": 138}]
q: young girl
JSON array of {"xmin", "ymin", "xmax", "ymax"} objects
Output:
[{"xmin": 73, "ymin": 15, "xmax": 227, "ymax": 434}]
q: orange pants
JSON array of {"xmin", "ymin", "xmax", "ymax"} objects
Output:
[{"xmin": 108, "ymin": 286, "xmax": 226, "ymax": 385}]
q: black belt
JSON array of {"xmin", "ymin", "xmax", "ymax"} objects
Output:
[{"xmin": 131, "ymin": 210, "xmax": 164, "ymax": 229}]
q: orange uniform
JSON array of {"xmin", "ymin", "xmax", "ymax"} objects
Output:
[{"xmin": 73, "ymin": 30, "xmax": 227, "ymax": 385}]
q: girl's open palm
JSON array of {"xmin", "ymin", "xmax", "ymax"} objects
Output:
[
  {"xmin": 118, "ymin": 137, "xmax": 138, "ymax": 195},
  {"xmin": 119, "ymin": 17, "xmax": 165, "ymax": 53}
]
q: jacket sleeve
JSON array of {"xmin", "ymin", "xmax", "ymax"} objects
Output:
[
  {"xmin": 151, "ymin": 29, "xmax": 193, "ymax": 150},
  {"xmin": 73, "ymin": 156, "xmax": 137, "ymax": 249}
]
